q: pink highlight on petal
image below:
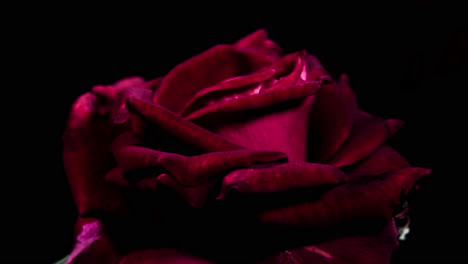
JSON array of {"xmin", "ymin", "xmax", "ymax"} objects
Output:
[
  {"xmin": 303, "ymin": 246, "xmax": 334, "ymax": 259},
  {"xmin": 67, "ymin": 221, "xmax": 102, "ymax": 264}
]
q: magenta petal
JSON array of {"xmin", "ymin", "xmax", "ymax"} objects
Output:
[
  {"xmin": 304, "ymin": 54, "xmax": 330, "ymax": 81},
  {"xmin": 234, "ymin": 29, "xmax": 283, "ymax": 60},
  {"xmin": 153, "ymin": 45, "xmax": 250, "ymax": 112},
  {"xmin": 260, "ymin": 220, "xmax": 398, "ymax": 264},
  {"xmin": 328, "ymin": 111, "xmax": 389, "ymax": 167},
  {"xmin": 186, "ymin": 81, "xmax": 321, "ymax": 122},
  {"xmin": 110, "ymin": 131, "xmax": 287, "ymax": 207},
  {"xmin": 67, "ymin": 218, "xmax": 120, "ymax": 264},
  {"xmin": 180, "ymin": 68, "xmax": 276, "ymax": 116},
  {"xmin": 336, "ymin": 74, "xmax": 357, "ymax": 108},
  {"xmin": 217, "ymin": 162, "xmax": 348, "ymax": 199},
  {"xmin": 200, "ymin": 95, "xmax": 316, "ymax": 162},
  {"xmin": 120, "ymin": 249, "xmax": 214, "ymax": 264},
  {"xmin": 127, "ymin": 97, "xmax": 243, "ymax": 152},
  {"xmin": 92, "ymin": 77, "xmax": 152, "ymax": 124},
  {"xmin": 258, "ymin": 167, "xmax": 430, "ymax": 227},
  {"xmin": 307, "ymin": 82, "xmax": 356, "ymax": 164},
  {"xmin": 386, "ymin": 118, "xmax": 405, "ymax": 136},
  {"xmin": 63, "ymin": 92, "xmax": 127, "ymax": 216},
  {"xmin": 347, "ymin": 145, "xmax": 410, "ymax": 180},
  {"xmin": 266, "ymin": 52, "xmax": 306, "ymax": 89},
  {"xmin": 156, "ymin": 176, "xmax": 220, "ymax": 208},
  {"xmin": 113, "ymin": 142, "xmax": 286, "ymax": 186},
  {"xmin": 141, "ymin": 76, "xmax": 164, "ymax": 92}
]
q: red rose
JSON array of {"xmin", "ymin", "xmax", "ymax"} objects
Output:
[{"xmin": 63, "ymin": 29, "xmax": 430, "ymax": 263}]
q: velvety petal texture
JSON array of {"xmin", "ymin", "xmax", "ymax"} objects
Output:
[{"xmin": 63, "ymin": 29, "xmax": 429, "ymax": 263}]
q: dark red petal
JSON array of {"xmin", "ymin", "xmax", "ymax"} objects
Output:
[
  {"xmin": 92, "ymin": 78, "xmax": 152, "ymax": 125},
  {"xmin": 386, "ymin": 118, "xmax": 405, "ymax": 136},
  {"xmin": 185, "ymin": 81, "xmax": 321, "ymax": 122},
  {"xmin": 179, "ymin": 51, "xmax": 306, "ymax": 119},
  {"xmin": 260, "ymin": 220, "xmax": 398, "ymax": 264},
  {"xmin": 156, "ymin": 176, "xmax": 220, "ymax": 208},
  {"xmin": 234, "ymin": 29, "xmax": 283, "ymax": 60},
  {"xmin": 258, "ymin": 167, "xmax": 430, "ymax": 227},
  {"xmin": 180, "ymin": 68, "xmax": 276, "ymax": 116},
  {"xmin": 347, "ymin": 145, "xmax": 410, "ymax": 180},
  {"xmin": 266, "ymin": 52, "xmax": 306, "ymax": 89},
  {"xmin": 105, "ymin": 167, "xmax": 128, "ymax": 187},
  {"xmin": 217, "ymin": 162, "xmax": 348, "ymax": 199},
  {"xmin": 336, "ymin": 74, "xmax": 357, "ymax": 108},
  {"xmin": 304, "ymin": 54, "xmax": 329, "ymax": 81},
  {"xmin": 109, "ymin": 131, "xmax": 286, "ymax": 207},
  {"xmin": 63, "ymin": 92, "xmax": 127, "ymax": 216},
  {"xmin": 142, "ymin": 76, "xmax": 164, "ymax": 92},
  {"xmin": 153, "ymin": 45, "xmax": 251, "ymax": 113},
  {"xmin": 67, "ymin": 218, "xmax": 120, "ymax": 264},
  {"xmin": 120, "ymin": 249, "xmax": 214, "ymax": 264},
  {"xmin": 113, "ymin": 141, "xmax": 286, "ymax": 186},
  {"xmin": 307, "ymin": 82, "xmax": 356, "ymax": 163},
  {"xmin": 197, "ymin": 95, "xmax": 316, "ymax": 162},
  {"xmin": 328, "ymin": 111, "xmax": 390, "ymax": 167},
  {"xmin": 127, "ymin": 97, "xmax": 243, "ymax": 152}
]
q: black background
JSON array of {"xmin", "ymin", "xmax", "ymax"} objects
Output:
[{"xmin": 4, "ymin": 2, "xmax": 467, "ymax": 263}]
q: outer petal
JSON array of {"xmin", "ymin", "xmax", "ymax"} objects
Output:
[
  {"xmin": 258, "ymin": 167, "xmax": 431, "ymax": 227},
  {"xmin": 346, "ymin": 145, "xmax": 410, "ymax": 180},
  {"xmin": 304, "ymin": 54, "xmax": 330, "ymax": 81},
  {"xmin": 112, "ymin": 136, "xmax": 287, "ymax": 186},
  {"xmin": 307, "ymin": 81, "xmax": 356, "ymax": 164},
  {"xmin": 152, "ymin": 36, "xmax": 280, "ymax": 114},
  {"xmin": 234, "ymin": 29, "xmax": 283, "ymax": 60},
  {"xmin": 217, "ymin": 162, "xmax": 348, "ymax": 199},
  {"xmin": 63, "ymin": 92, "xmax": 128, "ymax": 216},
  {"xmin": 127, "ymin": 97, "xmax": 244, "ymax": 152},
  {"xmin": 67, "ymin": 218, "xmax": 120, "ymax": 264},
  {"xmin": 108, "ymin": 131, "xmax": 286, "ymax": 207},
  {"xmin": 328, "ymin": 111, "xmax": 403, "ymax": 167},
  {"xmin": 92, "ymin": 77, "xmax": 150, "ymax": 124}
]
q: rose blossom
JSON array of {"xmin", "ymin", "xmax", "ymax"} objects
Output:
[{"xmin": 62, "ymin": 29, "xmax": 430, "ymax": 264}]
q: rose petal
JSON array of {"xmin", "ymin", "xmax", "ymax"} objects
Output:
[
  {"xmin": 63, "ymin": 92, "xmax": 128, "ymax": 216},
  {"xmin": 127, "ymin": 97, "xmax": 243, "ymax": 152},
  {"xmin": 109, "ymin": 131, "xmax": 287, "ymax": 207},
  {"xmin": 260, "ymin": 220, "xmax": 398, "ymax": 264},
  {"xmin": 92, "ymin": 79, "xmax": 152, "ymax": 125},
  {"xmin": 328, "ymin": 111, "xmax": 391, "ymax": 167},
  {"xmin": 198, "ymin": 94, "xmax": 314, "ymax": 161},
  {"xmin": 267, "ymin": 52, "xmax": 306, "ymax": 89},
  {"xmin": 234, "ymin": 29, "xmax": 283, "ymax": 60},
  {"xmin": 120, "ymin": 248, "xmax": 214, "ymax": 264},
  {"xmin": 185, "ymin": 81, "xmax": 321, "ymax": 123},
  {"xmin": 307, "ymin": 81, "xmax": 356, "ymax": 164},
  {"xmin": 258, "ymin": 167, "xmax": 431, "ymax": 227},
  {"xmin": 346, "ymin": 145, "xmax": 410, "ymax": 180},
  {"xmin": 304, "ymin": 54, "xmax": 330, "ymax": 81},
  {"xmin": 386, "ymin": 118, "xmax": 405, "ymax": 136},
  {"xmin": 336, "ymin": 73, "xmax": 357, "ymax": 107},
  {"xmin": 217, "ymin": 162, "xmax": 348, "ymax": 199},
  {"xmin": 141, "ymin": 76, "xmax": 164, "ymax": 92},
  {"xmin": 153, "ymin": 45, "xmax": 256, "ymax": 113},
  {"xmin": 112, "ymin": 137, "xmax": 287, "ymax": 186},
  {"xmin": 67, "ymin": 218, "xmax": 120, "ymax": 264},
  {"xmin": 180, "ymin": 68, "xmax": 276, "ymax": 116}
]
